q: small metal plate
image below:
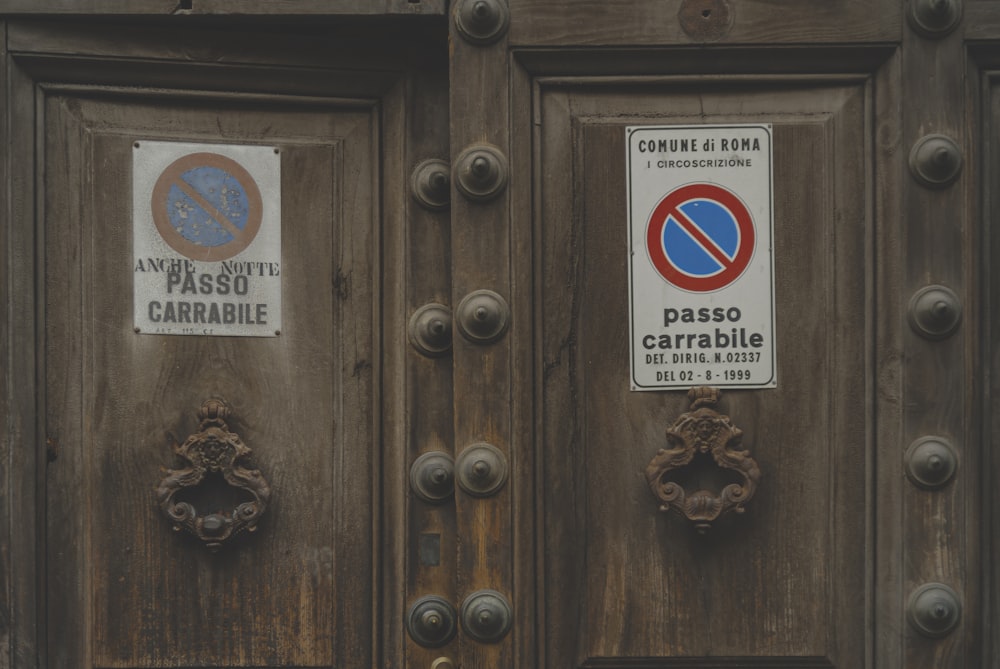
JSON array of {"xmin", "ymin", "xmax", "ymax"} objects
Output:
[{"xmin": 133, "ymin": 140, "xmax": 282, "ymax": 337}]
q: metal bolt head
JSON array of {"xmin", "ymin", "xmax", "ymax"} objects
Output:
[
  {"xmin": 461, "ymin": 589, "xmax": 512, "ymax": 643},
  {"xmin": 909, "ymin": 0, "xmax": 962, "ymax": 37},
  {"xmin": 908, "ymin": 284, "xmax": 962, "ymax": 340},
  {"xmin": 453, "ymin": 145, "xmax": 508, "ymax": 202},
  {"xmin": 456, "ymin": 442, "xmax": 508, "ymax": 497},
  {"xmin": 454, "ymin": 0, "xmax": 510, "ymax": 45},
  {"xmin": 456, "ymin": 290, "xmax": 510, "ymax": 344},
  {"xmin": 909, "ymin": 134, "xmax": 963, "ymax": 188},
  {"xmin": 908, "ymin": 583, "xmax": 961, "ymax": 638},
  {"xmin": 410, "ymin": 452, "xmax": 456, "ymax": 503},
  {"xmin": 409, "ymin": 303, "xmax": 453, "ymax": 357},
  {"xmin": 406, "ymin": 595, "xmax": 458, "ymax": 648},
  {"xmin": 904, "ymin": 436, "xmax": 958, "ymax": 490},
  {"xmin": 411, "ymin": 159, "xmax": 451, "ymax": 211}
]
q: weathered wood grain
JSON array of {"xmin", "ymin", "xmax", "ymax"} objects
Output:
[
  {"xmin": 899, "ymin": 14, "xmax": 978, "ymax": 669},
  {"xmin": 450, "ymin": 5, "xmax": 516, "ymax": 668},
  {"xmin": 532, "ymin": 78, "xmax": 871, "ymax": 665},
  {"xmin": 0, "ymin": 0, "xmax": 445, "ymax": 16},
  {"xmin": 509, "ymin": 0, "xmax": 900, "ymax": 47}
]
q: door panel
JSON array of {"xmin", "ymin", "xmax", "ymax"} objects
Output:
[
  {"xmin": 533, "ymin": 79, "xmax": 870, "ymax": 666},
  {"xmin": 1, "ymin": 2, "xmax": 995, "ymax": 668},
  {"xmin": 4, "ymin": 18, "xmax": 450, "ymax": 668},
  {"xmin": 44, "ymin": 85, "xmax": 376, "ymax": 669}
]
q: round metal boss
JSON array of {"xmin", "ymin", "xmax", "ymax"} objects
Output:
[
  {"xmin": 411, "ymin": 159, "xmax": 451, "ymax": 211},
  {"xmin": 907, "ymin": 583, "xmax": 961, "ymax": 638},
  {"xmin": 406, "ymin": 595, "xmax": 458, "ymax": 648},
  {"xmin": 453, "ymin": 144, "xmax": 509, "ymax": 202},
  {"xmin": 461, "ymin": 589, "xmax": 513, "ymax": 643},
  {"xmin": 410, "ymin": 451, "xmax": 456, "ymax": 503},
  {"xmin": 904, "ymin": 436, "xmax": 958, "ymax": 490},
  {"xmin": 456, "ymin": 289, "xmax": 510, "ymax": 344},
  {"xmin": 909, "ymin": 0, "xmax": 962, "ymax": 38},
  {"xmin": 909, "ymin": 134, "xmax": 963, "ymax": 188},
  {"xmin": 409, "ymin": 303, "xmax": 453, "ymax": 357},
  {"xmin": 454, "ymin": 0, "xmax": 510, "ymax": 45},
  {"xmin": 456, "ymin": 442, "xmax": 508, "ymax": 497},
  {"xmin": 908, "ymin": 284, "xmax": 962, "ymax": 340}
]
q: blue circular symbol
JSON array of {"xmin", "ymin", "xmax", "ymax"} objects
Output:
[
  {"xmin": 663, "ymin": 199, "xmax": 740, "ymax": 276},
  {"xmin": 167, "ymin": 166, "xmax": 251, "ymax": 247},
  {"xmin": 152, "ymin": 152, "xmax": 263, "ymax": 262},
  {"xmin": 646, "ymin": 183, "xmax": 755, "ymax": 292}
]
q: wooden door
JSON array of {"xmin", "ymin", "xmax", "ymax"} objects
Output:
[
  {"xmin": 1, "ymin": 2, "xmax": 997, "ymax": 668},
  {"xmin": 446, "ymin": 1, "xmax": 989, "ymax": 668},
  {"xmin": 0, "ymin": 9, "xmax": 454, "ymax": 668}
]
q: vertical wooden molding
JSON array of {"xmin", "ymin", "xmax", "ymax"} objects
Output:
[
  {"xmin": 449, "ymin": 2, "xmax": 514, "ymax": 668},
  {"xmin": 898, "ymin": 13, "xmax": 978, "ymax": 669},
  {"xmin": 400, "ymin": 42, "xmax": 456, "ymax": 669}
]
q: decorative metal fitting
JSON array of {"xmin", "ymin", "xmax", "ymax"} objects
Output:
[
  {"xmin": 409, "ymin": 303, "xmax": 453, "ymax": 357},
  {"xmin": 410, "ymin": 451, "xmax": 456, "ymax": 503},
  {"xmin": 411, "ymin": 159, "xmax": 451, "ymax": 211},
  {"xmin": 407, "ymin": 595, "xmax": 459, "ymax": 648},
  {"xmin": 456, "ymin": 442, "xmax": 508, "ymax": 497},
  {"xmin": 453, "ymin": 144, "xmax": 508, "ymax": 202},
  {"xmin": 905, "ymin": 436, "xmax": 958, "ymax": 490},
  {"xmin": 456, "ymin": 289, "xmax": 510, "ymax": 344},
  {"xmin": 461, "ymin": 589, "xmax": 513, "ymax": 643},
  {"xmin": 156, "ymin": 399, "xmax": 271, "ymax": 551},
  {"xmin": 909, "ymin": 134, "xmax": 963, "ymax": 188},
  {"xmin": 678, "ymin": 0, "xmax": 734, "ymax": 42},
  {"xmin": 645, "ymin": 387, "xmax": 761, "ymax": 533},
  {"xmin": 909, "ymin": 0, "xmax": 962, "ymax": 38},
  {"xmin": 908, "ymin": 583, "xmax": 962, "ymax": 638},
  {"xmin": 908, "ymin": 284, "xmax": 962, "ymax": 340},
  {"xmin": 454, "ymin": 0, "xmax": 510, "ymax": 45}
]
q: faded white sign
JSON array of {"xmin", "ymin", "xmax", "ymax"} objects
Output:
[{"xmin": 133, "ymin": 141, "xmax": 281, "ymax": 337}]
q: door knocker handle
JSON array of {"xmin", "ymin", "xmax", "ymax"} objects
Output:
[
  {"xmin": 645, "ymin": 386, "xmax": 760, "ymax": 533},
  {"xmin": 156, "ymin": 399, "xmax": 271, "ymax": 551}
]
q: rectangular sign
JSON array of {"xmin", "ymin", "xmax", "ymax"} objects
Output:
[
  {"xmin": 627, "ymin": 124, "xmax": 776, "ymax": 390},
  {"xmin": 133, "ymin": 140, "xmax": 281, "ymax": 337}
]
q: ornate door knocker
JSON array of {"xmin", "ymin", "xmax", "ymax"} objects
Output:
[
  {"xmin": 156, "ymin": 399, "xmax": 271, "ymax": 551},
  {"xmin": 645, "ymin": 387, "xmax": 760, "ymax": 533}
]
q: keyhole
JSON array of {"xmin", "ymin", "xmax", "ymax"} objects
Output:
[{"xmin": 702, "ymin": 9, "xmax": 712, "ymax": 18}]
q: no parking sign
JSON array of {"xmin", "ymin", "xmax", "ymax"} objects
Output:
[
  {"xmin": 133, "ymin": 141, "xmax": 281, "ymax": 337},
  {"xmin": 627, "ymin": 124, "xmax": 776, "ymax": 390}
]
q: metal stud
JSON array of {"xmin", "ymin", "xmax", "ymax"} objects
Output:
[
  {"xmin": 410, "ymin": 452, "xmax": 456, "ymax": 503},
  {"xmin": 909, "ymin": 0, "xmax": 962, "ymax": 38},
  {"xmin": 409, "ymin": 303, "xmax": 453, "ymax": 357},
  {"xmin": 456, "ymin": 290, "xmax": 510, "ymax": 344},
  {"xmin": 454, "ymin": 145, "xmax": 508, "ymax": 202},
  {"xmin": 461, "ymin": 589, "xmax": 513, "ymax": 643},
  {"xmin": 454, "ymin": 0, "xmax": 510, "ymax": 45},
  {"xmin": 905, "ymin": 436, "xmax": 958, "ymax": 490},
  {"xmin": 908, "ymin": 284, "xmax": 962, "ymax": 340},
  {"xmin": 456, "ymin": 442, "xmax": 508, "ymax": 497},
  {"xmin": 407, "ymin": 595, "xmax": 459, "ymax": 648},
  {"xmin": 411, "ymin": 159, "xmax": 451, "ymax": 211},
  {"xmin": 909, "ymin": 134, "xmax": 963, "ymax": 188},
  {"xmin": 907, "ymin": 583, "xmax": 961, "ymax": 638}
]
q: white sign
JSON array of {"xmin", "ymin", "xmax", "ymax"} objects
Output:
[
  {"xmin": 627, "ymin": 124, "xmax": 776, "ymax": 390},
  {"xmin": 133, "ymin": 141, "xmax": 281, "ymax": 337}
]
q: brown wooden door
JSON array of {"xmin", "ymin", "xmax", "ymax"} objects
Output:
[
  {"xmin": 1, "ymin": 2, "xmax": 997, "ymax": 668},
  {"xmin": 447, "ymin": 1, "xmax": 988, "ymax": 669},
  {"xmin": 1, "ymin": 9, "xmax": 453, "ymax": 668}
]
